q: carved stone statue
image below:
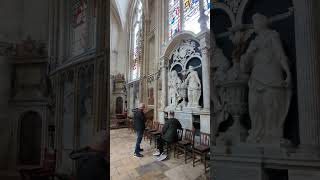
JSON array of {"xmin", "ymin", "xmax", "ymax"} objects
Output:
[
  {"xmin": 185, "ymin": 66, "xmax": 202, "ymax": 107},
  {"xmin": 240, "ymin": 13, "xmax": 292, "ymax": 144},
  {"xmin": 211, "ymin": 47, "xmax": 231, "ymax": 137},
  {"xmin": 168, "ymin": 70, "xmax": 182, "ymax": 108}
]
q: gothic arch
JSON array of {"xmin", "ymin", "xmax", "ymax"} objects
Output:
[
  {"xmin": 17, "ymin": 111, "xmax": 42, "ymax": 165},
  {"xmin": 163, "ymin": 31, "xmax": 199, "ymax": 61},
  {"xmin": 212, "ymin": 2, "xmax": 236, "ymax": 26}
]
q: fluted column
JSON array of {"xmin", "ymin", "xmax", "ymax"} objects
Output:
[
  {"xmin": 197, "ymin": 31, "xmax": 210, "ymax": 111},
  {"xmin": 294, "ymin": 0, "xmax": 320, "ymax": 154},
  {"xmin": 160, "ymin": 56, "xmax": 168, "ymax": 110}
]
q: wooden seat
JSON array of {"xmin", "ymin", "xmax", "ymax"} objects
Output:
[
  {"xmin": 144, "ymin": 121, "xmax": 159, "ymax": 141},
  {"xmin": 192, "ymin": 132, "xmax": 210, "ymax": 172},
  {"xmin": 20, "ymin": 148, "xmax": 57, "ymax": 180},
  {"xmin": 174, "ymin": 128, "xmax": 195, "ymax": 164},
  {"xmin": 165, "ymin": 128, "xmax": 183, "ymax": 158},
  {"xmin": 150, "ymin": 124, "xmax": 164, "ymax": 147}
]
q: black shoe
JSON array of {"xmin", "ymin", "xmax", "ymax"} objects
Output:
[
  {"xmin": 139, "ymin": 148, "xmax": 144, "ymax": 152},
  {"xmin": 134, "ymin": 153, "xmax": 144, "ymax": 158}
]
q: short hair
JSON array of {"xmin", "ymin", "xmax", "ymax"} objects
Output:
[{"xmin": 138, "ymin": 103, "xmax": 145, "ymax": 109}]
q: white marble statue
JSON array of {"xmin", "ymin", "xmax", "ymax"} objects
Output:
[
  {"xmin": 211, "ymin": 47, "xmax": 231, "ymax": 137},
  {"xmin": 240, "ymin": 13, "xmax": 292, "ymax": 144},
  {"xmin": 168, "ymin": 70, "xmax": 182, "ymax": 108},
  {"xmin": 185, "ymin": 66, "xmax": 202, "ymax": 107}
]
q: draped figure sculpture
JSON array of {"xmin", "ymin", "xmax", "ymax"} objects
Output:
[
  {"xmin": 168, "ymin": 70, "xmax": 182, "ymax": 108},
  {"xmin": 240, "ymin": 13, "xmax": 292, "ymax": 144},
  {"xmin": 185, "ymin": 66, "xmax": 202, "ymax": 107},
  {"xmin": 211, "ymin": 47, "xmax": 231, "ymax": 138}
]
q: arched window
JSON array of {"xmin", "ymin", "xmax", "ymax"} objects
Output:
[
  {"xmin": 168, "ymin": 0, "xmax": 211, "ymax": 40},
  {"xmin": 131, "ymin": 0, "xmax": 143, "ymax": 81}
]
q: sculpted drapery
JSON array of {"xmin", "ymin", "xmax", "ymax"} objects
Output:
[{"xmin": 240, "ymin": 13, "xmax": 292, "ymax": 144}]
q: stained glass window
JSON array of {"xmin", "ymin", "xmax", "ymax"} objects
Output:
[
  {"xmin": 184, "ymin": 0, "xmax": 200, "ymax": 34},
  {"xmin": 131, "ymin": 0, "xmax": 143, "ymax": 80},
  {"xmin": 168, "ymin": 0, "xmax": 211, "ymax": 40},
  {"xmin": 204, "ymin": 0, "xmax": 211, "ymax": 29},
  {"xmin": 168, "ymin": 0, "xmax": 181, "ymax": 39}
]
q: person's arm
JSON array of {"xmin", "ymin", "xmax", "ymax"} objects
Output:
[
  {"xmin": 162, "ymin": 121, "xmax": 169, "ymax": 135},
  {"xmin": 175, "ymin": 119, "xmax": 182, "ymax": 130}
]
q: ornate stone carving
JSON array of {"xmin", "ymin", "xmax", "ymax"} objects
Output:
[
  {"xmin": 240, "ymin": 13, "xmax": 292, "ymax": 144},
  {"xmin": 168, "ymin": 70, "xmax": 182, "ymax": 108},
  {"xmin": 225, "ymin": 0, "xmax": 242, "ymax": 14},
  {"xmin": 171, "ymin": 40, "xmax": 201, "ymax": 65},
  {"xmin": 184, "ymin": 66, "xmax": 202, "ymax": 108}
]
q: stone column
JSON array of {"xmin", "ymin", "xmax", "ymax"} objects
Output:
[
  {"xmin": 197, "ymin": 31, "xmax": 210, "ymax": 111},
  {"xmin": 160, "ymin": 56, "xmax": 168, "ymax": 110},
  {"xmin": 293, "ymin": 0, "xmax": 320, "ymax": 155}
]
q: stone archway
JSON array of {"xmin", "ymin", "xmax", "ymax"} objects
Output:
[
  {"xmin": 18, "ymin": 111, "xmax": 42, "ymax": 165},
  {"xmin": 115, "ymin": 96, "xmax": 124, "ymax": 114}
]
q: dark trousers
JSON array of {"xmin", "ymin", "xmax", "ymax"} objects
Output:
[
  {"xmin": 135, "ymin": 130, "xmax": 144, "ymax": 154},
  {"xmin": 157, "ymin": 136, "xmax": 166, "ymax": 154}
]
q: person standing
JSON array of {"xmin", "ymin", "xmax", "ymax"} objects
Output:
[
  {"xmin": 133, "ymin": 103, "xmax": 146, "ymax": 157},
  {"xmin": 153, "ymin": 111, "xmax": 182, "ymax": 161}
]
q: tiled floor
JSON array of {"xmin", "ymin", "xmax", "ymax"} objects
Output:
[{"xmin": 110, "ymin": 128, "xmax": 209, "ymax": 180}]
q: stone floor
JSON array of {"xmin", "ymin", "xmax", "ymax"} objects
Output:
[{"xmin": 110, "ymin": 128, "xmax": 209, "ymax": 180}]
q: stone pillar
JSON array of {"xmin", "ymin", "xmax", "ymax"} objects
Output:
[
  {"xmin": 197, "ymin": 31, "xmax": 210, "ymax": 111},
  {"xmin": 198, "ymin": 0, "xmax": 209, "ymax": 32},
  {"xmin": 160, "ymin": 56, "xmax": 168, "ymax": 110},
  {"xmin": 293, "ymin": 0, "xmax": 320, "ymax": 155},
  {"xmin": 0, "ymin": 55, "xmax": 12, "ymax": 169}
]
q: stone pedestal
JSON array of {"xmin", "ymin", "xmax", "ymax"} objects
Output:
[
  {"xmin": 174, "ymin": 111, "xmax": 193, "ymax": 130},
  {"xmin": 289, "ymin": 170, "xmax": 320, "ymax": 180},
  {"xmin": 200, "ymin": 113, "xmax": 210, "ymax": 134}
]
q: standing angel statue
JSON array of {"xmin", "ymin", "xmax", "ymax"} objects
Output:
[
  {"xmin": 185, "ymin": 66, "xmax": 202, "ymax": 107},
  {"xmin": 240, "ymin": 13, "xmax": 292, "ymax": 144},
  {"xmin": 168, "ymin": 70, "xmax": 182, "ymax": 108}
]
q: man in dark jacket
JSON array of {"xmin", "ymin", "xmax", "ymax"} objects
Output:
[
  {"xmin": 133, "ymin": 103, "xmax": 146, "ymax": 157},
  {"xmin": 69, "ymin": 130, "xmax": 108, "ymax": 180},
  {"xmin": 153, "ymin": 110, "xmax": 182, "ymax": 161}
]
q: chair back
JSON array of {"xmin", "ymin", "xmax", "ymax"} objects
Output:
[
  {"xmin": 177, "ymin": 129, "xmax": 183, "ymax": 141},
  {"xmin": 159, "ymin": 124, "xmax": 164, "ymax": 131},
  {"xmin": 184, "ymin": 128, "xmax": 195, "ymax": 144},
  {"xmin": 200, "ymin": 132, "xmax": 210, "ymax": 146},
  {"xmin": 153, "ymin": 121, "xmax": 160, "ymax": 129}
]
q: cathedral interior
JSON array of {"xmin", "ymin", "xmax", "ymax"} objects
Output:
[{"xmin": 1, "ymin": 0, "xmax": 320, "ymax": 180}]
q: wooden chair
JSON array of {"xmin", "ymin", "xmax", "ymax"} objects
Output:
[
  {"xmin": 192, "ymin": 132, "xmax": 210, "ymax": 172},
  {"xmin": 174, "ymin": 128, "xmax": 195, "ymax": 164},
  {"xmin": 20, "ymin": 148, "xmax": 57, "ymax": 180},
  {"xmin": 149, "ymin": 124, "xmax": 164, "ymax": 147},
  {"xmin": 145, "ymin": 121, "xmax": 159, "ymax": 143},
  {"xmin": 164, "ymin": 128, "xmax": 183, "ymax": 158}
]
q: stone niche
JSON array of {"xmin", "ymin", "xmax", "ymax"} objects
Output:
[
  {"xmin": 162, "ymin": 39, "xmax": 210, "ymax": 135},
  {"xmin": 209, "ymin": 0, "xmax": 313, "ymax": 180}
]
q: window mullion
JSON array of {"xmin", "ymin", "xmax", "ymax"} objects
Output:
[{"xmin": 180, "ymin": 0, "xmax": 184, "ymax": 31}]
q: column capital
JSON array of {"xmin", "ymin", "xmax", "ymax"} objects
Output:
[{"xmin": 159, "ymin": 56, "xmax": 169, "ymax": 68}]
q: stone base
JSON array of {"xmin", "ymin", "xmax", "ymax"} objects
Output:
[
  {"xmin": 212, "ymin": 144, "xmax": 320, "ymax": 180},
  {"xmin": 289, "ymin": 170, "xmax": 320, "ymax": 180}
]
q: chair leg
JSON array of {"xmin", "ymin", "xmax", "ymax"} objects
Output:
[
  {"xmin": 184, "ymin": 147, "xmax": 187, "ymax": 164},
  {"xmin": 192, "ymin": 150, "xmax": 195, "ymax": 167},
  {"xmin": 204, "ymin": 154, "xmax": 207, "ymax": 172}
]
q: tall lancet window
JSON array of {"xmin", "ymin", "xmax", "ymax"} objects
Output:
[
  {"xmin": 131, "ymin": 0, "xmax": 143, "ymax": 81},
  {"xmin": 168, "ymin": 0, "xmax": 211, "ymax": 40}
]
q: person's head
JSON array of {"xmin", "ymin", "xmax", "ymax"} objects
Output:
[
  {"xmin": 89, "ymin": 130, "xmax": 107, "ymax": 154},
  {"xmin": 138, "ymin": 103, "xmax": 145, "ymax": 111},
  {"xmin": 169, "ymin": 110, "xmax": 175, "ymax": 118},
  {"xmin": 252, "ymin": 13, "xmax": 268, "ymax": 33}
]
